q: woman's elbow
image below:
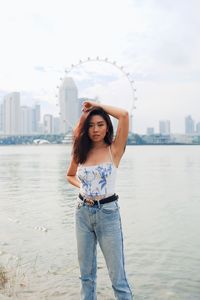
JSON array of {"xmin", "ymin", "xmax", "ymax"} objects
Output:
[
  {"xmin": 125, "ymin": 110, "xmax": 129, "ymax": 117},
  {"xmin": 66, "ymin": 174, "xmax": 72, "ymax": 182},
  {"xmin": 121, "ymin": 110, "xmax": 129, "ymax": 118}
]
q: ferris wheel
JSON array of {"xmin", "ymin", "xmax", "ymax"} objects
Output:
[{"xmin": 56, "ymin": 57, "xmax": 138, "ymax": 131}]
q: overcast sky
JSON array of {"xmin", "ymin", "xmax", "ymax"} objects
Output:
[{"xmin": 0, "ymin": 0, "xmax": 200, "ymax": 133}]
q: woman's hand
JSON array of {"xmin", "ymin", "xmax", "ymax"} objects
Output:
[
  {"xmin": 79, "ymin": 109, "xmax": 90, "ymax": 122},
  {"xmin": 73, "ymin": 109, "xmax": 91, "ymax": 137},
  {"xmin": 74, "ymin": 101, "xmax": 97, "ymax": 137},
  {"xmin": 82, "ymin": 100, "xmax": 98, "ymax": 112}
]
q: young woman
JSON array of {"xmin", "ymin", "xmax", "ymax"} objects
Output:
[{"xmin": 67, "ymin": 101, "xmax": 133, "ymax": 300}]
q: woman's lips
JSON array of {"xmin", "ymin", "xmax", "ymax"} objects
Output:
[{"xmin": 93, "ymin": 135, "xmax": 100, "ymax": 137}]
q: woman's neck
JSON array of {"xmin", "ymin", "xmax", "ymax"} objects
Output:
[{"xmin": 91, "ymin": 141, "xmax": 108, "ymax": 150}]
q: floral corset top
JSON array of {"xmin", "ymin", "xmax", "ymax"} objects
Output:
[{"xmin": 77, "ymin": 148, "xmax": 117, "ymax": 198}]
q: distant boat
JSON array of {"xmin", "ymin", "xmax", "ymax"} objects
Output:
[{"xmin": 33, "ymin": 139, "xmax": 50, "ymax": 145}]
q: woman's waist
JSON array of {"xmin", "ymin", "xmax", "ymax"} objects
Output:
[{"xmin": 80, "ymin": 192, "xmax": 114, "ymax": 201}]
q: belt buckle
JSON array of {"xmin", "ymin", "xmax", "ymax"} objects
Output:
[
  {"xmin": 85, "ymin": 198, "xmax": 95, "ymax": 206},
  {"xmin": 88, "ymin": 199, "xmax": 95, "ymax": 206}
]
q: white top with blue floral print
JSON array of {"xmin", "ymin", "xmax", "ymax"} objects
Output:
[{"xmin": 77, "ymin": 148, "xmax": 117, "ymax": 198}]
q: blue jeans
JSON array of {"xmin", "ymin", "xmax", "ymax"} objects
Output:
[{"xmin": 75, "ymin": 198, "xmax": 133, "ymax": 300}]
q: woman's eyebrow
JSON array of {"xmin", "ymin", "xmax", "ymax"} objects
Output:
[{"xmin": 89, "ymin": 121, "xmax": 105, "ymax": 125}]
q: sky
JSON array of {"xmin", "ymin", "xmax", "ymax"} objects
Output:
[{"xmin": 0, "ymin": 0, "xmax": 200, "ymax": 133}]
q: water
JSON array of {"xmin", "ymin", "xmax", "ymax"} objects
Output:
[{"xmin": 0, "ymin": 145, "xmax": 200, "ymax": 300}]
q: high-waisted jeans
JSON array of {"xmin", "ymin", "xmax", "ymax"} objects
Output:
[{"xmin": 75, "ymin": 198, "xmax": 133, "ymax": 300}]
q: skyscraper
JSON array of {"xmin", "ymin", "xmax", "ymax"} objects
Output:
[
  {"xmin": 0, "ymin": 103, "xmax": 3, "ymax": 134},
  {"xmin": 159, "ymin": 120, "xmax": 171, "ymax": 135},
  {"xmin": 53, "ymin": 117, "xmax": 60, "ymax": 134},
  {"xmin": 20, "ymin": 106, "xmax": 33, "ymax": 134},
  {"xmin": 43, "ymin": 114, "xmax": 53, "ymax": 134},
  {"xmin": 59, "ymin": 77, "xmax": 78, "ymax": 133},
  {"xmin": 147, "ymin": 127, "xmax": 155, "ymax": 135},
  {"xmin": 32, "ymin": 104, "xmax": 40, "ymax": 133},
  {"xmin": 3, "ymin": 92, "xmax": 20, "ymax": 135},
  {"xmin": 196, "ymin": 122, "xmax": 200, "ymax": 134},
  {"xmin": 185, "ymin": 115, "xmax": 194, "ymax": 134}
]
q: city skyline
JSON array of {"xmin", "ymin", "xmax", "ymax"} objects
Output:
[
  {"xmin": 0, "ymin": 0, "xmax": 199, "ymax": 134},
  {"xmin": 1, "ymin": 90, "xmax": 200, "ymax": 136}
]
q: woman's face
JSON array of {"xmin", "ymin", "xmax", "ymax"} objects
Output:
[{"xmin": 88, "ymin": 115, "xmax": 108, "ymax": 143}]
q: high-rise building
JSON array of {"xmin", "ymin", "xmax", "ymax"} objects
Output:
[
  {"xmin": 185, "ymin": 115, "xmax": 194, "ymax": 134},
  {"xmin": 53, "ymin": 117, "xmax": 60, "ymax": 134},
  {"xmin": 0, "ymin": 102, "xmax": 4, "ymax": 134},
  {"xmin": 196, "ymin": 122, "xmax": 200, "ymax": 134},
  {"xmin": 159, "ymin": 120, "xmax": 171, "ymax": 135},
  {"xmin": 59, "ymin": 77, "xmax": 78, "ymax": 133},
  {"xmin": 20, "ymin": 106, "xmax": 33, "ymax": 134},
  {"xmin": 37, "ymin": 123, "xmax": 44, "ymax": 134},
  {"xmin": 43, "ymin": 114, "xmax": 53, "ymax": 134},
  {"xmin": 32, "ymin": 104, "xmax": 40, "ymax": 133},
  {"xmin": 3, "ymin": 92, "xmax": 20, "ymax": 135},
  {"xmin": 147, "ymin": 127, "xmax": 155, "ymax": 135}
]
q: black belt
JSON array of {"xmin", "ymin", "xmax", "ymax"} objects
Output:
[{"xmin": 79, "ymin": 193, "xmax": 118, "ymax": 206}]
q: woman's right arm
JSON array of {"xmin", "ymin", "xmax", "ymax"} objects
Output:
[{"xmin": 66, "ymin": 158, "xmax": 80, "ymax": 188}]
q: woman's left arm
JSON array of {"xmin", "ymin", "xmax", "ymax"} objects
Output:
[{"xmin": 101, "ymin": 104, "xmax": 129, "ymax": 163}]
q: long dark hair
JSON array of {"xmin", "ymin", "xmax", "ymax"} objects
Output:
[{"xmin": 73, "ymin": 107, "xmax": 114, "ymax": 164}]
